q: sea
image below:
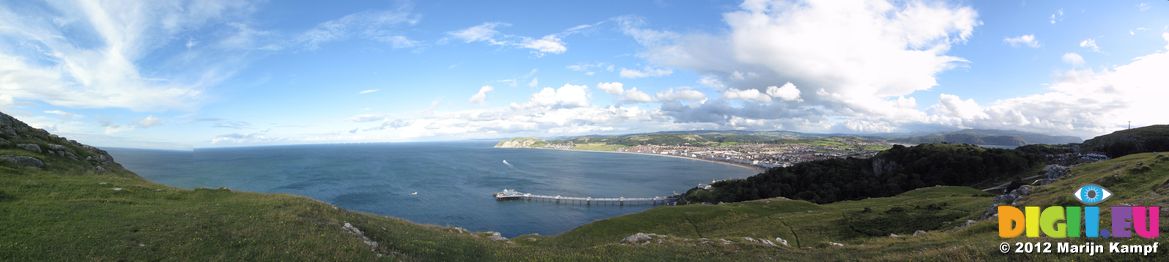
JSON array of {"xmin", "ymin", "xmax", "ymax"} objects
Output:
[{"xmin": 105, "ymin": 141, "xmax": 758, "ymax": 237}]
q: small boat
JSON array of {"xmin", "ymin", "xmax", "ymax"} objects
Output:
[
  {"xmin": 410, "ymin": 192, "xmax": 418, "ymax": 196},
  {"xmin": 502, "ymin": 160, "xmax": 514, "ymax": 168}
]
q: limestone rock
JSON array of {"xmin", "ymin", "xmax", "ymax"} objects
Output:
[
  {"xmin": 17, "ymin": 143, "xmax": 41, "ymax": 153},
  {"xmin": 621, "ymin": 232, "xmax": 660, "ymax": 244},
  {"xmin": 485, "ymin": 231, "xmax": 508, "ymax": 241},
  {"xmin": 0, "ymin": 155, "xmax": 45, "ymax": 169}
]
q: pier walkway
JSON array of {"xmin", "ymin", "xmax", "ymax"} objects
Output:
[{"xmin": 493, "ymin": 189, "xmax": 677, "ymax": 206}]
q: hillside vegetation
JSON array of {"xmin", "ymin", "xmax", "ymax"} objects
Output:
[
  {"xmin": 892, "ymin": 129, "xmax": 1082, "ymax": 147},
  {"xmin": 684, "ymin": 144, "xmax": 1042, "ymax": 204},
  {"xmin": 559, "ymin": 152, "xmax": 1169, "ymax": 261},
  {"xmin": 1081, "ymin": 125, "xmax": 1169, "ymax": 158}
]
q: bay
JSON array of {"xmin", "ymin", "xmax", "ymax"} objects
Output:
[{"xmin": 106, "ymin": 141, "xmax": 757, "ymax": 237}]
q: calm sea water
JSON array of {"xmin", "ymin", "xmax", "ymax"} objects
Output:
[{"xmin": 105, "ymin": 141, "xmax": 757, "ymax": 237}]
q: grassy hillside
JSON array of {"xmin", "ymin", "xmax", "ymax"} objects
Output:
[
  {"xmin": 555, "ymin": 153, "xmax": 1169, "ymax": 261},
  {"xmin": 1081, "ymin": 125, "xmax": 1169, "ymax": 158},
  {"xmin": 684, "ymin": 144, "xmax": 1042, "ymax": 204},
  {"xmin": 891, "ymin": 128, "xmax": 1082, "ymax": 147}
]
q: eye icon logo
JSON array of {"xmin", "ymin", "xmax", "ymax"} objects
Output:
[{"xmin": 1073, "ymin": 184, "xmax": 1112, "ymax": 205}]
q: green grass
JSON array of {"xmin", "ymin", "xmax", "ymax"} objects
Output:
[{"xmin": 571, "ymin": 142, "xmax": 626, "ymax": 152}]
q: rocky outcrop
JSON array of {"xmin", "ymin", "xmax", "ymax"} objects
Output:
[
  {"xmin": 0, "ymin": 155, "xmax": 45, "ymax": 169},
  {"xmin": 341, "ymin": 222, "xmax": 380, "ymax": 251},
  {"xmin": 17, "ymin": 143, "xmax": 41, "ymax": 153},
  {"xmin": 494, "ymin": 138, "xmax": 542, "ymax": 148},
  {"xmin": 621, "ymin": 233, "xmax": 664, "ymax": 244},
  {"xmin": 0, "ymin": 111, "xmax": 129, "ymax": 174},
  {"xmin": 485, "ymin": 231, "xmax": 508, "ymax": 241}
]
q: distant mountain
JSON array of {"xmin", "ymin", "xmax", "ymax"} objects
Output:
[
  {"xmin": 1081, "ymin": 125, "xmax": 1169, "ymax": 157},
  {"xmin": 891, "ymin": 129, "xmax": 1081, "ymax": 147},
  {"xmin": 530, "ymin": 130, "xmax": 837, "ymax": 146}
]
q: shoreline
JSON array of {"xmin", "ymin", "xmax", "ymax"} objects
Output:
[{"xmin": 499, "ymin": 146, "xmax": 767, "ymax": 173}]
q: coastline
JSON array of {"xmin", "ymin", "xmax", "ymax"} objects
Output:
[{"xmin": 499, "ymin": 146, "xmax": 767, "ymax": 173}]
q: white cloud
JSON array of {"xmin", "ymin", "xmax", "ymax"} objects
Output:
[
  {"xmin": 520, "ymin": 35, "xmax": 567, "ymax": 55},
  {"xmin": 628, "ymin": 0, "xmax": 977, "ymax": 124},
  {"xmin": 621, "ymin": 89, "xmax": 653, "ymax": 103},
  {"xmin": 358, "ymin": 89, "xmax": 380, "ymax": 95},
  {"xmin": 619, "ymin": 66, "xmax": 673, "ymax": 78},
  {"xmin": 596, "ymin": 82, "xmax": 652, "ymax": 103},
  {"xmin": 1079, "ymin": 38, "xmax": 1100, "ymax": 52},
  {"xmin": 656, "ymin": 88, "xmax": 707, "ymax": 103},
  {"xmin": 512, "ymin": 83, "xmax": 590, "ymax": 109},
  {"xmin": 1139, "ymin": 2, "xmax": 1151, "ymax": 12},
  {"xmin": 296, "ymin": 7, "xmax": 421, "ymax": 50},
  {"xmin": 1004, "ymin": 34, "xmax": 1040, "ymax": 48},
  {"xmin": 528, "ymin": 77, "xmax": 539, "ymax": 88},
  {"xmin": 723, "ymin": 88, "xmax": 771, "ymax": 103},
  {"xmin": 0, "ymin": 1, "xmax": 258, "ymax": 111},
  {"xmin": 1061, "ymin": 52, "xmax": 1085, "ymax": 65},
  {"xmin": 449, "ymin": 22, "xmax": 506, "ymax": 44},
  {"xmin": 138, "ymin": 115, "xmax": 162, "ymax": 128},
  {"xmin": 469, "ymin": 85, "xmax": 495, "ymax": 104},
  {"xmin": 1050, "ymin": 8, "xmax": 1063, "ymax": 24},
  {"xmin": 567, "ymin": 62, "xmax": 613, "ymax": 76},
  {"xmin": 930, "ymin": 94, "xmax": 988, "ymax": 122},
  {"xmin": 765, "ymin": 82, "xmax": 801, "ymax": 101},
  {"xmin": 698, "ymin": 75, "xmax": 726, "ymax": 90},
  {"xmin": 597, "ymin": 82, "xmax": 625, "ymax": 94},
  {"xmin": 44, "ymin": 110, "xmax": 83, "ymax": 119},
  {"xmin": 1163, "ymin": 32, "xmax": 1169, "ymax": 49},
  {"xmin": 381, "ymin": 35, "xmax": 420, "ymax": 49},
  {"xmin": 448, "ymin": 23, "xmax": 572, "ymax": 56},
  {"xmin": 924, "ymin": 36, "xmax": 1169, "ymax": 137}
]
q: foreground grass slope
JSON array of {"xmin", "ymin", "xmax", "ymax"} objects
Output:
[{"xmin": 561, "ymin": 153, "xmax": 1169, "ymax": 261}]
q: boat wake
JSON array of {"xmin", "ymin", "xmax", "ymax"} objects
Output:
[{"xmin": 502, "ymin": 160, "xmax": 515, "ymax": 168}]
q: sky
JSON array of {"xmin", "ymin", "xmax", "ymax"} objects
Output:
[{"xmin": 1, "ymin": 0, "xmax": 1168, "ymax": 149}]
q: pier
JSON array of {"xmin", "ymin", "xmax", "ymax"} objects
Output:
[{"xmin": 493, "ymin": 189, "xmax": 677, "ymax": 206}]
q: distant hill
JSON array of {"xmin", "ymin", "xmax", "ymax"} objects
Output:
[
  {"xmin": 1081, "ymin": 125, "xmax": 1169, "ymax": 158},
  {"xmin": 500, "ymin": 130, "xmax": 859, "ymax": 148},
  {"xmin": 891, "ymin": 129, "xmax": 1081, "ymax": 147},
  {"xmin": 560, "ymin": 130, "xmax": 821, "ymax": 146},
  {"xmin": 683, "ymin": 143, "xmax": 1042, "ymax": 204}
]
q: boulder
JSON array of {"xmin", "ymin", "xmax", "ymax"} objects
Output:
[
  {"xmin": 486, "ymin": 231, "xmax": 508, "ymax": 241},
  {"xmin": 774, "ymin": 237, "xmax": 789, "ymax": 246},
  {"xmin": 16, "ymin": 144, "xmax": 41, "ymax": 153},
  {"xmin": 913, "ymin": 230, "xmax": 927, "ymax": 236},
  {"xmin": 0, "ymin": 114, "xmax": 17, "ymax": 138},
  {"xmin": 0, "ymin": 155, "xmax": 45, "ymax": 169},
  {"xmin": 622, "ymin": 233, "xmax": 655, "ymax": 244}
]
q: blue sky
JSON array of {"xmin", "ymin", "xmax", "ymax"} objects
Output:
[{"xmin": 1, "ymin": 0, "xmax": 1167, "ymax": 149}]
